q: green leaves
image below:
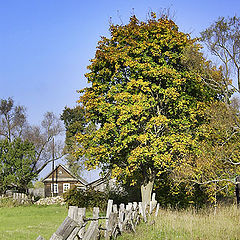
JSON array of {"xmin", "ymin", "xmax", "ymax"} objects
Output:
[
  {"xmin": 0, "ymin": 138, "xmax": 36, "ymax": 193},
  {"xmin": 75, "ymin": 14, "xmax": 222, "ymax": 188}
]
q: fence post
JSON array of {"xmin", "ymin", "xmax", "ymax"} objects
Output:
[
  {"xmin": 78, "ymin": 208, "xmax": 86, "ymax": 239},
  {"xmin": 113, "ymin": 204, "xmax": 118, "ymax": 213},
  {"xmin": 105, "ymin": 199, "xmax": 113, "ymax": 239},
  {"xmin": 83, "ymin": 207, "xmax": 99, "ymax": 240},
  {"xmin": 68, "ymin": 206, "xmax": 78, "ymax": 221},
  {"xmin": 67, "ymin": 206, "xmax": 81, "ymax": 240},
  {"xmin": 118, "ymin": 203, "xmax": 125, "ymax": 232}
]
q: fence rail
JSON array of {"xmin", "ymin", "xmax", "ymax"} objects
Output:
[
  {"xmin": 0, "ymin": 192, "xmax": 32, "ymax": 203},
  {"xmin": 36, "ymin": 193, "xmax": 159, "ymax": 240}
]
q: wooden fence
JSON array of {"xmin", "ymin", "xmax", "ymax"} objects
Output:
[
  {"xmin": 0, "ymin": 193, "xmax": 32, "ymax": 203},
  {"xmin": 36, "ymin": 193, "xmax": 159, "ymax": 240}
]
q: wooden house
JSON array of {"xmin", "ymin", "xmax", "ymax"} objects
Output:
[
  {"xmin": 42, "ymin": 164, "xmax": 88, "ymax": 197},
  {"xmin": 87, "ymin": 173, "xmax": 118, "ymax": 192}
]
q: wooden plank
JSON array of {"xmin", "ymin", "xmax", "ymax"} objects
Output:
[
  {"xmin": 118, "ymin": 203, "xmax": 125, "ymax": 232},
  {"xmin": 66, "ymin": 227, "xmax": 80, "ymax": 240},
  {"xmin": 122, "ymin": 205, "xmax": 136, "ymax": 233},
  {"xmin": 78, "ymin": 208, "xmax": 86, "ymax": 223},
  {"xmin": 83, "ymin": 207, "xmax": 99, "ymax": 240},
  {"xmin": 68, "ymin": 206, "xmax": 78, "ymax": 221},
  {"xmin": 106, "ymin": 199, "xmax": 113, "ymax": 219},
  {"xmin": 155, "ymin": 203, "xmax": 159, "ymax": 217},
  {"xmin": 133, "ymin": 202, "xmax": 138, "ymax": 210},
  {"xmin": 150, "ymin": 201, "xmax": 153, "ymax": 214},
  {"xmin": 119, "ymin": 203, "xmax": 125, "ymax": 222},
  {"xmin": 113, "ymin": 204, "xmax": 118, "ymax": 213},
  {"xmin": 105, "ymin": 212, "xmax": 118, "ymax": 239},
  {"xmin": 127, "ymin": 203, "xmax": 133, "ymax": 210},
  {"xmin": 151, "ymin": 193, "xmax": 156, "ymax": 202},
  {"xmin": 67, "ymin": 207, "xmax": 85, "ymax": 240},
  {"xmin": 50, "ymin": 233, "xmax": 63, "ymax": 240},
  {"xmin": 50, "ymin": 216, "xmax": 78, "ymax": 240},
  {"xmin": 78, "ymin": 208, "xmax": 86, "ymax": 239},
  {"xmin": 105, "ymin": 199, "xmax": 113, "ymax": 238}
]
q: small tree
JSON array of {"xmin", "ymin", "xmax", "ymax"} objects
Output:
[
  {"xmin": 0, "ymin": 98, "xmax": 64, "ymax": 192},
  {"xmin": 0, "ymin": 138, "xmax": 36, "ymax": 193}
]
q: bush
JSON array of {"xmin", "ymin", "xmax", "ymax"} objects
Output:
[{"xmin": 63, "ymin": 187, "xmax": 108, "ymax": 211}]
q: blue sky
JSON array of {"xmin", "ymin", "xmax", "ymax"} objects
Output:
[
  {"xmin": 1, "ymin": 0, "xmax": 240, "ymax": 180},
  {"xmin": 1, "ymin": 0, "xmax": 240, "ymax": 125}
]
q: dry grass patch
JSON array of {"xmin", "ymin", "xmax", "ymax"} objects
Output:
[{"xmin": 118, "ymin": 205, "xmax": 240, "ymax": 240}]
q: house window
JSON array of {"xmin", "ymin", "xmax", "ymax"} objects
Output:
[
  {"xmin": 63, "ymin": 183, "xmax": 70, "ymax": 193},
  {"xmin": 51, "ymin": 183, "xmax": 58, "ymax": 193}
]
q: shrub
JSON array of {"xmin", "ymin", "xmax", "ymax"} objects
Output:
[{"xmin": 63, "ymin": 187, "xmax": 108, "ymax": 210}]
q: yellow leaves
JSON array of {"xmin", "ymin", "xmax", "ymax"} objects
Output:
[
  {"xmin": 112, "ymin": 166, "xmax": 123, "ymax": 178},
  {"xmin": 147, "ymin": 115, "xmax": 169, "ymax": 129},
  {"xmin": 137, "ymin": 134, "xmax": 148, "ymax": 144},
  {"xmin": 126, "ymin": 78, "xmax": 151, "ymax": 92},
  {"xmin": 164, "ymin": 87, "xmax": 180, "ymax": 100}
]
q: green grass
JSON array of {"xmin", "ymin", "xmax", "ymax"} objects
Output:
[
  {"xmin": 1, "ymin": 204, "xmax": 240, "ymax": 240},
  {"xmin": 0, "ymin": 205, "xmax": 68, "ymax": 240},
  {"xmin": 118, "ymin": 205, "xmax": 240, "ymax": 240}
]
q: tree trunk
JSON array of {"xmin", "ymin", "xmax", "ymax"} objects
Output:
[{"xmin": 141, "ymin": 178, "xmax": 154, "ymax": 206}]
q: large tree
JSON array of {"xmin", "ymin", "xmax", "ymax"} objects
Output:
[{"xmin": 75, "ymin": 14, "xmax": 222, "ymax": 204}]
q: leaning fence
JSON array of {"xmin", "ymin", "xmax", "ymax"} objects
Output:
[{"xmin": 36, "ymin": 193, "xmax": 159, "ymax": 240}]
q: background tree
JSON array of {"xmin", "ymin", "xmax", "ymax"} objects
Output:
[
  {"xmin": 178, "ymin": 15, "xmax": 240, "ymax": 204},
  {"xmin": 0, "ymin": 138, "xmax": 36, "ymax": 193},
  {"xmin": 201, "ymin": 16, "xmax": 240, "ymax": 93},
  {"xmin": 75, "ymin": 14, "xmax": 222, "ymax": 204},
  {"xmin": 0, "ymin": 98, "xmax": 27, "ymax": 142},
  {"xmin": 61, "ymin": 105, "xmax": 96, "ymax": 177},
  {"xmin": 24, "ymin": 111, "xmax": 64, "ymax": 175},
  {"xmin": 0, "ymin": 98, "xmax": 64, "ymax": 193}
]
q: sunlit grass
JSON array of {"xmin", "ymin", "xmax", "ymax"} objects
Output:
[
  {"xmin": 118, "ymin": 205, "xmax": 240, "ymax": 240},
  {"xmin": 0, "ymin": 205, "xmax": 68, "ymax": 240},
  {"xmin": 1, "ymin": 204, "xmax": 239, "ymax": 239}
]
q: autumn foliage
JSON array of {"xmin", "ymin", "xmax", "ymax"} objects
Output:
[{"xmin": 75, "ymin": 14, "xmax": 224, "ymax": 203}]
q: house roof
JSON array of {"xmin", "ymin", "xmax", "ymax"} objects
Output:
[
  {"xmin": 42, "ymin": 164, "xmax": 88, "ymax": 185},
  {"xmin": 87, "ymin": 172, "xmax": 111, "ymax": 188}
]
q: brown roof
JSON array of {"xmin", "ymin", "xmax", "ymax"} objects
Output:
[{"xmin": 42, "ymin": 164, "xmax": 88, "ymax": 185}]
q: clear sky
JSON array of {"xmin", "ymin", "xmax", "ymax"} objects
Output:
[{"xmin": 1, "ymin": 0, "xmax": 240, "ymax": 180}]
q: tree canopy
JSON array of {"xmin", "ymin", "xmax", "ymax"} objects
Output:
[
  {"xmin": 0, "ymin": 97, "xmax": 64, "ymax": 193},
  {"xmin": 0, "ymin": 138, "xmax": 36, "ymax": 193},
  {"xmin": 75, "ymin": 14, "xmax": 223, "ymax": 203}
]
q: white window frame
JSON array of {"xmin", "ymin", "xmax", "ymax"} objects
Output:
[
  {"xmin": 51, "ymin": 183, "xmax": 59, "ymax": 193},
  {"xmin": 63, "ymin": 183, "xmax": 70, "ymax": 193}
]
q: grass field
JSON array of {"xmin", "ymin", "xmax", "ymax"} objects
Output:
[
  {"xmin": 1, "ymin": 204, "xmax": 240, "ymax": 240},
  {"xmin": 0, "ymin": 205, "xmax": 68, "ymax": 240},
  {"xmin": 118, "ymin": 205, "xmax": 240, "ymax": 240}
]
